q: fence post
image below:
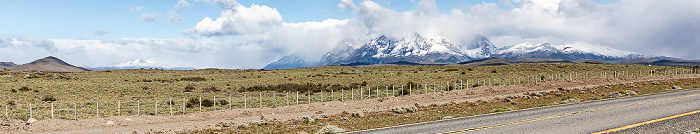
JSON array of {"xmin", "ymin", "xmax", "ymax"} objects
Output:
[
  {"xmin": 51, "ymin": 103, "xmax": 54, "ymax": 119},
  {"xmin": 138, "ymin": 99, "xmax": 140, "ymax": 116},
  {"xmin": 385, "ymin": 86, "xmax": 389, "ymax": 97},
  {"xmin": 368, "ymin": 87, "xmax": 371, "ymax": 99},
  {"xmin": 401, "ymin": 85, "xmax": 404, "ymax": 95},
  {"xmin": 182, "ymin": 97, "xmax": 185, "ymax": 113},
  {"xmin": 392, "ymin": 85, "xmax": 395, "ymax": 97},
  {"xmin": 409, "ymin": 85, "xmax": 412, "ymax": 95},
  {"xmin": 214, "ymin": 96, "xmax": 216, "ymax": 111},
  {"xmin": 118, "ymin": 100, "xmax": 121, "ymax": 116},
  {"xmin": 273, "ymin": 93, "xmax": 276, "ymax": 108},
  {"xmin": 229, "ymin": 95, "xmax": 231, "ymax": 109},
  {"xmin": 361, "ymin": 88, "xmax": 363, "ymax": 99},
  {"xmin": 5, "ymin": 105, "xmax": 7, "ymax": 118},
  {"xmin": 155, "ymin": 99, "xmax": 157, "ymax": 116},
  {"xmin": 74, "ymin": 101, "xmax": 77, "ymax": 120},
  {"xmin": 296, "ymin": 91, "xmax": 299, "ymax": 105},
  {"xmin": 29, "ymin": 103, "xmax": 32, "ymax": 119},
  {"xmin": 352, "ymin": 88, "xmax": 354, "ymax": 100},
  {"xmin": 170, "ymin": 98, "xmax": 173, "ymax": 116},
  {"xmin": 286, "ymin": 92, "xmax": 289, "ymax": 106},
  {"xmin": 376, "ymin": 86, "xmax": 379, "ymax": 98},
  {"xmin": 199, "ymin": 97, "xmax": 202, "ymax": 112},
  {"xmin": 332, "ymin": 90, "xmax": 334, "ymax": 101},
  {"xmin": 96, "ymin": 101, "xmax": 99, "ymax": 118},
  {"xmin": 259, "ymin": 93, "xmax": 262, "ymax": 108},
  {"xmin": 244, "ymin": 94, "xmax": 247, "ymax": 109}
]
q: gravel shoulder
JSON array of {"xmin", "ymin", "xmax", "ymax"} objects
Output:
[{"xmin": 1, "ymin": 75, "xmax": 698, "ymax": 134}]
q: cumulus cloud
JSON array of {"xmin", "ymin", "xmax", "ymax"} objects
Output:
[
  {"xmin": 130, "ymin": 6, "xmax": 144, "ymax": 11},
  {"xmin": 140, "ymin": 13, "xmax": 160, "ymax": 22},
  {"xmin": 187, "ymin": 2, "xmax": 282, "ymax": 36},
  {"xmin": 94, "ymin": 30, "xmax": 109, "ymax": 36}
]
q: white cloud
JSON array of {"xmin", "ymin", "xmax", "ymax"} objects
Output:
[
  {"xmin": 94, "ymin": 30, "xmax": 109, "ymax": 36},
  {"xmin": 213, "ymin": 0, "xmax": 240, "ymax": 9},
  {"xmin": 174, "ymin": 0, "xmax": 192, "ymax": 8},
  {"xmin": 140, "ymin": 13, "xmax": 160, "ymax": 22},
  {"xmin": 187, "ymin": 3, "xmax": 282, "ymax": 36},
  {"xmin": 130, "ymin": 6, "xmax": 144, "ymax": 11},
  {"xmin": 169, "ymin": 12, "xmax": 184, "ymax": 24},
  {"xmin": 262, "ymin": 19, "xmax": 368, "ymax": 61}
]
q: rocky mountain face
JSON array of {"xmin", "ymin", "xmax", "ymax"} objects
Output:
[
  {"xmin": 322, "ymin": 34, "xmax": 494, "ymax": 65},
  {"xmin": 263, "ymin": 55, "xmax": 319, "ymax": 70},
  {"xmin": 264, "ymin": 34, "xmax": 681, "ymax": 69}
]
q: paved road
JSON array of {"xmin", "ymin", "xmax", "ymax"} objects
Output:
[{"xmin": 349, "ymin": 89, "xmax": 700, "ymax": 134}]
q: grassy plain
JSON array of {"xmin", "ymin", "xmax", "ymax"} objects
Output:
[{"xmin": 0, "ymin": 63, "xmax": 697, "ymax": 120}]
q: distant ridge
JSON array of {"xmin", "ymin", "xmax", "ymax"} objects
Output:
[
  {"xmin": 0, "ymin": 62, "xmax": 17, "ymax": 69},
  {"xmin": 8, "ymin": 56, "xmax": 89, "ymax": 72}
]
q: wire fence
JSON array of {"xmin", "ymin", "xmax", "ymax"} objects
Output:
[{"xmin": 2, "ymin": 69, "xmax": 698, "ymax": 121}]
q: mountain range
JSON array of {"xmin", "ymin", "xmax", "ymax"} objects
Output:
[
  {"xmin": 266, "ymin": 34, "xmax": 682, "ymax": 69},
  {"xmin": 93, "ymin": 59, "xmax": 195, "ymax": 70}
]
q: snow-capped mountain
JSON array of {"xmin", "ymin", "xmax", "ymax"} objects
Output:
[
  {"xmin": 263, "ymin": 55, "xmax": 319, "ymax": 70},
  {"xmin": 264, "ymin": 34, "xmax": 681, "ymax": 69},
  {"xmin": 492, "ymin": 42, "xmax": 668, "ymax": 61},
  {"xmin": 96, "ymin": 59, "xmax": 194, "ymax": 70},
  {"xmin": 321, "ymin": 34, "xmax": 495, "ymax": 65}
]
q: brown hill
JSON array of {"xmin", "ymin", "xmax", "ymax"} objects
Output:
[
  {"xmin": 10, "ymin": 56, "xmax": 89, "ymax": 72},
  {"xmin": 1, "ymin": 62, "xmax": 17, "ymax": 69}
]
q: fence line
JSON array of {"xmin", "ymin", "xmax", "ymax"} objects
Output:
[{"xmin": 1, "ymin": 69, "xmax": 697, "ymax": 120}]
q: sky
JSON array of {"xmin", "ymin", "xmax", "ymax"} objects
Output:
[{"xmin": 0, "ymin": 0, "xmax": 698, "ymax": 69}]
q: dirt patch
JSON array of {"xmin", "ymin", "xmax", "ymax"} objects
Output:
[{"xmin": 2, "ymin": 75, "xmax": 699, "ymax": 134}]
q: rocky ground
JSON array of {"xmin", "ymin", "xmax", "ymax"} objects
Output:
[{"xmin": 1, "ymin": 75, "xmax": 699, "ymax": 134}]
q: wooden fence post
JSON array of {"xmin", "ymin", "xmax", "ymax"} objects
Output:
[
  {"xmin": 332, "ymin": 90, "xmax": 334, "ymax": 101},
  {"xmin": 170, "ymin": 98, "xmax": 173, "ymax": 116},
  {"xmin": 51, "ymin": 103, "xmax": 54, "ymax": 119},
  {"xmin": 182, "ymin": 97, "xmax": 186, "ymax": 113},
  {"xmin": 137, "ymin": 99, "xmax": 140, "ymax": 116},
  {"xmin": 286, "ymin": 92, "xmax": 290, "ymax": 106},
  {"xmin": 96, "ymin": 101, "xmax": 99, "ymax": 118},
  {"xmin": 29, "ymin": 103, "xmax": 32, "ymax": 119},
  {"xmin": 361, "ymin": 87, "xmax": 363, "ymax": 99},
  {"xmin": 392, "ymin": 85, "xmax": 395, "ymax": 97},
  {"xmin": 296, "ymin": 91, "xmax": 299, "ymax": 105},
  {"xmin": 74, "ymin": 101, "xmax": 77, "ymax": 120},
  {"xmin": 351, "ymin": 88, "xmax": 354, "ymax": 100},
  {"xmin": 155, "ymin": 99, "xmax": 157, "ymax": 116},
  {"xmin": 118, "ymin": 100, "xmax": 121, "ymax": 116},
  {"xmin": 307, "ymin": 91, "xmax": 311, "ymax": 104}
]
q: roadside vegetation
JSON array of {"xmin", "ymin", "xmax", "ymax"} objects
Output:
[
  {"xmin": 0, "ymin": 63, "xmax": 697, "ymax": 125},
  {"xmin": 190, "ymin": 78, "xmax": 700, "ymax": 133}
]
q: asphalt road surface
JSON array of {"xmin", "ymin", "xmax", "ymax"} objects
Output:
[{"xmin": 348, "ymin": 89, "xmax": 700, "ymax": 134}]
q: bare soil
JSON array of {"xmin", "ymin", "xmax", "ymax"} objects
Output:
[{"xmin": 2, "ymin": 75, "xmax": 699, "ymax": 134}]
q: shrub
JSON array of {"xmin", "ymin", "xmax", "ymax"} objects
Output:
[
  {"xmin": 42, "ymin": 95, "xmax": 57, "ymax": 102},
  {"xmin": 184, "ymin": 98, "xmax": 214, "ymax": 107},
  {"xmin": 217, "ymin": 99, "xmax": 229, "ymax": 106},
  {"xmin": 203, "ymin": 86, "xmax": 220, "ymax": 92},
  {"xmin": 18, "ymin": 86, "xmax": 31, "ymax": 92},
  {"xmin": 184, "ymin": 85, "xmax": 196, "ymax": 92},
  {"xmin": 180, "ymin": 77, "xmax": 207, "ymax": 82}
]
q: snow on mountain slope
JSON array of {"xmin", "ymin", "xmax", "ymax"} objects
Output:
[
  {"xmin": 97, "ymin": 59, "xmax": 194, "ymax": 70},
  {"xmin": 555, "ymin": 42, "xmax": 640, "ymax": 57},
  {"xmin": 321, "ymin": 34, "xmax": 495, "ymax": 65}
]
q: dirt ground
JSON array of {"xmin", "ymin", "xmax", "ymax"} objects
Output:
[{"xmin": 1, "ymin": 75, "xmax": 699, "ymax": 134}]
